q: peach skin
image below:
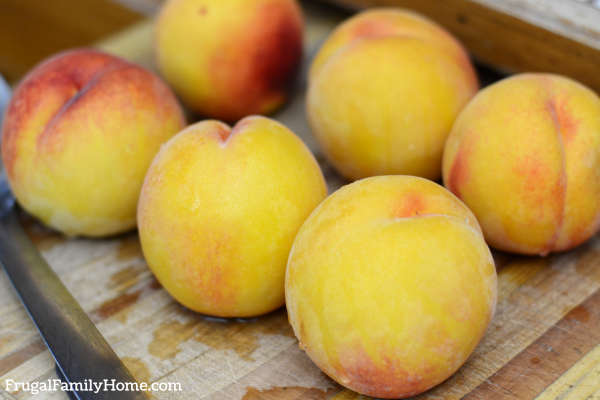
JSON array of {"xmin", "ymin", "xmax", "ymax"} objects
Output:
[
  {"xmin": 1, "ymin": 49, "xmax": 185, "ymax": 237},
  {"xmin": 307, "ymin": 8, "xmax": 478, "ymax": 181},
  {"xmin": 443, "ymin": 73, "xmax": 600, "ymax": 255},
  {"xmin": 285, "ymin": 176, "xmax": 497, "ymax": 398},
  {"xmin": 138, "ymin": 116, "xmax": 327, "ymax": 317},
  {"xmin": 155, "ymin": 0, "xmax": 303, "ymax": 122}
]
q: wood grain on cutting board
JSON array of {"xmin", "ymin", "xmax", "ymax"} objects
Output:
[{"xmin": 1, "ymin": 2, "xmax": 600, "ymax": 399}]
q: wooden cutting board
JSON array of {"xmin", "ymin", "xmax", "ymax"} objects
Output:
[{"xmin": 1, "ymin": 2, "xmax": 600, "ymax": 399}]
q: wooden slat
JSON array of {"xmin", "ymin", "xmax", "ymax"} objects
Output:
[
  {"xmin": 0, "ymin": 0, "xmax": 142, "ymax": 83},
  {"xmin": 474, "ymin": 0, "xmax": 600, "ymax": 49},
  {"xmin": 464, "ymin": 288, "xmax": 600, "ymax": 399},
  {"xmin": 324, "ymin": 0, "xmax": 600, "ymax": 95},
  {"xmin": 535, "ymin": 344, "xmax": 600, "ymax": 400}
]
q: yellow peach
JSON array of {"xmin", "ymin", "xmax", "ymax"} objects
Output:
[
  {"xmin": 286, "ymin": 176, "xmax": 497, "ymax": 398},
  {"xmin": 307, "ymin": 8, "xmax": 478, "ymax": 180},
  {"xmin": 155, "ymin": 0, "xmax": 303, "ymax": 122},
  {"xmin": 1, "ymin": 49, "xmax": 185, "ymax": 237},
  {"xmin": 138, "ymin": 116, "xmax": 327, "ymax": 317},
  {"xmin": 443, "ymin": 73, "xmax": 600, "ymax": 255}
]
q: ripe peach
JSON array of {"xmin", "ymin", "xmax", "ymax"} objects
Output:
[
  {"xmin": 443, "ymin": 73, "xmax": 600, "ymax": 255},
  {"xmin": 138, "ymin": 116, "xmax": 326, "ymax": 317},
  {"xmin": 155, "ymin": 0, "xmax": 303, "ymax": 122},
  {"xmin": 286, "ymin": 176, "xmax": 497, "ymax": 398},
  {"xmin": 307, "ymin": 8, "xmax": 478, "ymax": 181},
  {"xmin": 1, "ymin": 49, "xmax": 185, "ymax": 237}
]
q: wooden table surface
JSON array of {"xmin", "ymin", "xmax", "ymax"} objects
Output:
[{"xmin": 1, "ymin": 1, "xmax": 600, "ymax": 400}]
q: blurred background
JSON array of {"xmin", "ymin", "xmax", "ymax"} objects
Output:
[
  {"xmin": 0, "ymin": 0, "xmax": 600, "ymax": 88},
  {"xmin": 0, "ymin": 0, "xmax": 163, "ymax": 84},
  {"xmin": 2, "ymin": 0, "xmax": 600, "ymax": 85}
]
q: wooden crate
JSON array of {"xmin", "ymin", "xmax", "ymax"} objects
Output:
[{"xmin": 1, "ymin": 1, "xmax": 599, "ymax": 399}]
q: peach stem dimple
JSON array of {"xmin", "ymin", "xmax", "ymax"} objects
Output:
[{"xmin": 215, "ymin": 125, "xmax": 232, "ymax": 142}]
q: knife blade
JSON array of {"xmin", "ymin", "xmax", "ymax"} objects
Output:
[{"xmin": 0, "ymin": 75, "xmax": 148, "ymax": 399}]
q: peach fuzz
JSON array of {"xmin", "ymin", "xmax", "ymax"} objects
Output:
[
  {"xmin": 138, "ymin": 116, "xmax": 326, "ymax": 317},
  {"xmin": 1, "ymin": 49, "xmax": 185, "ymax": 237},
  {"xmin": 285, "ymin": 176, "xmax": 497, "ymax": 398},
  {"xmin": 306, "ymin": 8, "xmax": 478, "ymax": 181},
  {"xmin": 155, "ymin": 0, "xmax": 303, "ymax": 122},
  {"xmin": 443, "ymin": 73, "xmax": 600, "ymax": 256}
]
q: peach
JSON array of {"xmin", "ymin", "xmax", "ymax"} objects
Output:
[
  {"xmin": 138, "ymin": 116, "xmax": 326, "ymax": 317},
  {"xmin": 443, "ymin": 73, "xmax": 600, "ymax": 255},
  {"xmin": 155, "ymin": 0, "xmax": 303, "ymax": 122},
  {"xmin": 285, "ymin": 176, "xmax": 497, "ymax": 398},
  {"xmin": 307, "ymin": 8, "xmax": 478, "ymax": 181},
  {"xmin": 1, "ymin": 49, "xmax": 185, "ymax": 237}
]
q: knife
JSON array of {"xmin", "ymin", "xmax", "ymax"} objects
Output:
[{"xmin": 0, "ymin": 75, "xmax": 148, "ymax": 399}]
